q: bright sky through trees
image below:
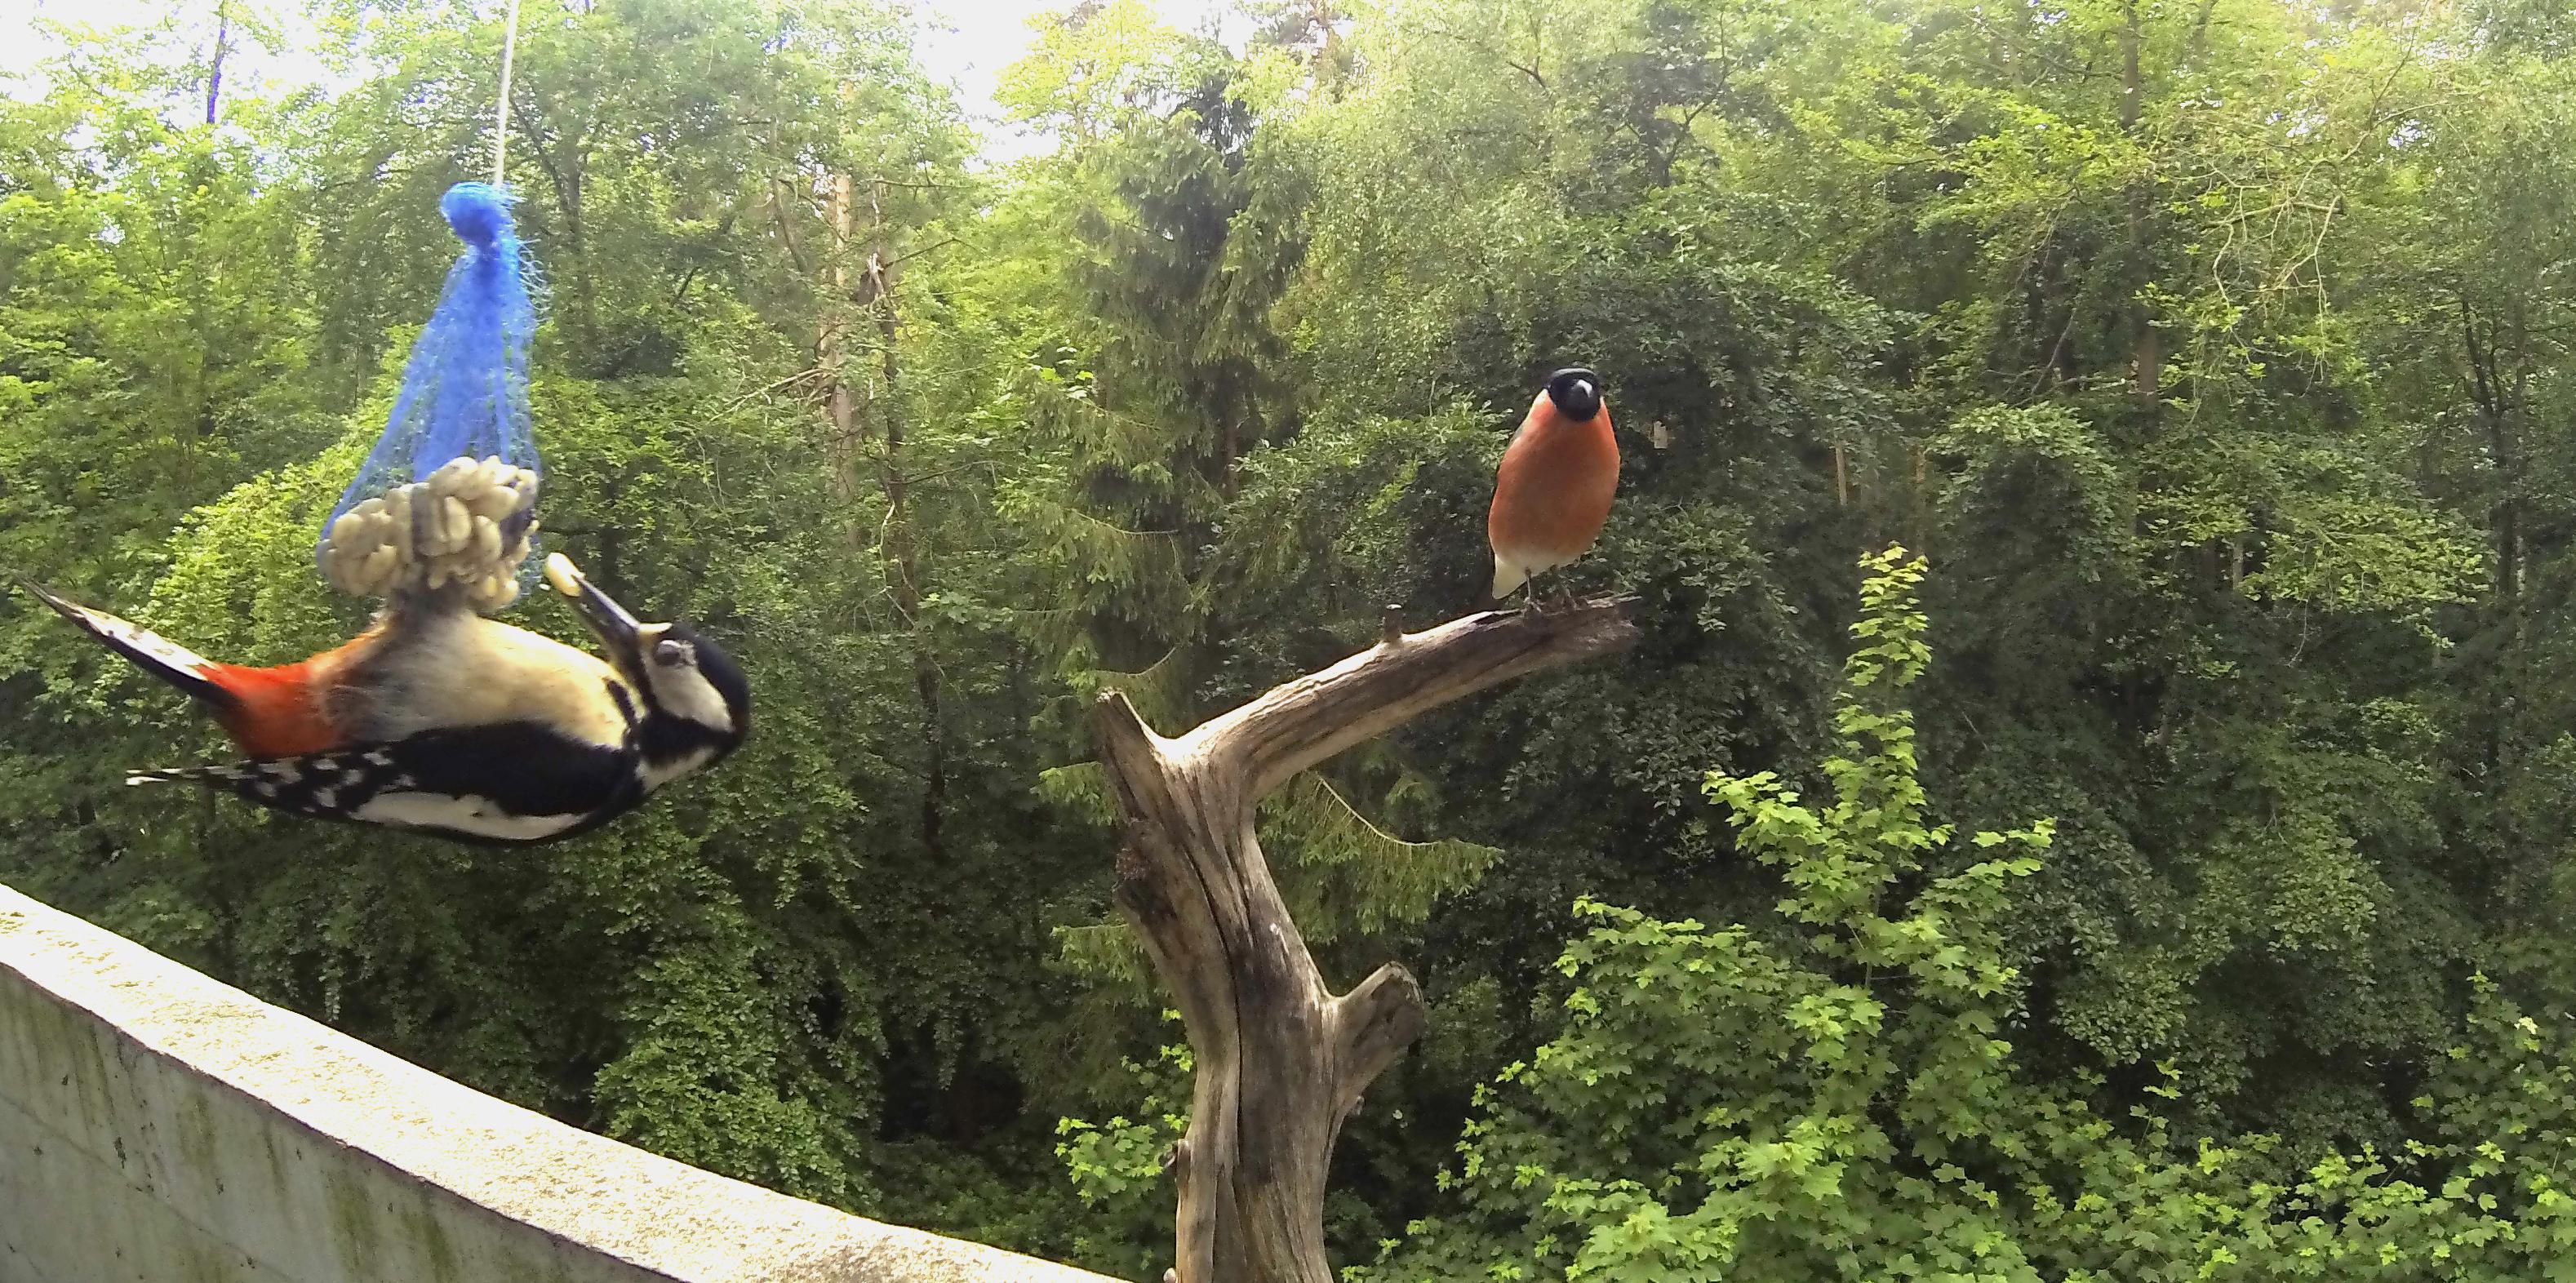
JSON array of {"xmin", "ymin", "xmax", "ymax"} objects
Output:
[{"xmin": 0, "ymin": 0, "xmax": 1232, "ymax": 154}]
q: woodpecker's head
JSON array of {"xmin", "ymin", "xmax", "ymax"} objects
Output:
[
  {"xmin": 546, "ymin": 555, "xmax": 750, "ymax": 786},
  {"xmin": 1543, "ymin": 367, "xmax": 1605, "ymax": 421}
]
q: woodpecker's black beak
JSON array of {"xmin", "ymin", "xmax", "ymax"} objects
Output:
[{"xmin": 546, "ymin": 553, "xmax": 646, "ymax": 664}]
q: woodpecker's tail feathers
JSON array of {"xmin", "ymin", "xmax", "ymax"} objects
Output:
[
  {"xmin": 127, "ymin": 761, "xmax": 285, "ymax": 811},
  {"xmin": 18, "ymin": 580, "xmax": 233, "ymax": 709},
  {"xmin": 127, "ymin": 765, "xmax": 246, "ymax": 788}
]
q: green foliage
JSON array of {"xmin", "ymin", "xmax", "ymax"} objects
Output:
[
  {"xmin": 2, "ymin": 0, "xmax": 1085, "ymax": 1247},
  {"xmin": 1365, "ymin": 549, "xmax": 2576, "ymax": 1282},
  {"xmin": 1055, "ymin": 1015, "xmax": 1197, "ymax": 1279},
  {"xmin": 16, "ymin": 0, "xmax": 2576, "ymax": 1277}
]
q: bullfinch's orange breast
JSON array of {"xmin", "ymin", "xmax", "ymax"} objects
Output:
[{"xmin": 1487, "ymin": 398, "xmax": 1620, "ymax": 562}]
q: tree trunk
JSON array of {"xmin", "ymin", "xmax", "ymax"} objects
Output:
[
  {"xmin": 2464, "ymin": 298, "xmax": 2520, "ymax": 602},
  {"xmin": 1093, "ymin": 601, "xmax": 1638, "ymax": 1283},
  {"xmin": 860, "ymin": 177, "xmax": 948, "ymax": 866},
  {"xmin": 2121, "ymin": 0, "xmax": 2163, "ymax": 404},
  {"xmin": 823, "ymin": 172, "xmax": 862, "ymax": 513}
]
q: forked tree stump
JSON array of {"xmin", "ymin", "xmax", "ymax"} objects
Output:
[{"xmin": 1092, "ymin": 598, "xmax": 1639, "ymax": 1283}]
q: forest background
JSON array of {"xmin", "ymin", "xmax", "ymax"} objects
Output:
[{"xmin": 10, "ymin": 0, "xmax": 2576, "ymax": 1277}]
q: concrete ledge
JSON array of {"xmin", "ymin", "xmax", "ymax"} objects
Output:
[{"xmin": 0, "ymin": 880, "xmax": 1118, "ymax": 1283}]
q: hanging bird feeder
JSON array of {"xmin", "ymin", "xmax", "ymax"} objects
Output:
[
  {"xmin": 317, "ymin": 2, "xmax": 543, "ymax": 613},
  {"xmin": 318, "ymin": 182, "xmax": 543, "ymax": 610}
]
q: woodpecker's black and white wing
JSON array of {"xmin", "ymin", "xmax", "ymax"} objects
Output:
[{"xmin": 127, "ymin": 722, "xmax": 644, "ymax": 846}]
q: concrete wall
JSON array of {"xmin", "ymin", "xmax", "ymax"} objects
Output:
[{"xmin": 0, "ymin": 881, "xmax": 1118, "ymax": 1283}]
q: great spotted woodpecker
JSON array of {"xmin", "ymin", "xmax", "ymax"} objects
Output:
[
  {"xmin": 1488, "ymin": 367, "xmax": 1619, "ymax": 603},
  {"xmin": 20, "ymin": 555, "xmax": 748, "ymax": 846}
]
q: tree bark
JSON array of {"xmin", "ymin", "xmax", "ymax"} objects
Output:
[
  {"xmin": 1092, "ymin": 598, "xmax": 1639, "ymax": 1283},
  {"xmin": 2463, "ymin": 297, "xmax": 2520, "ymax": 602},
  {"xmin": 859, "ymin": 176, "xmax": 948, "ymax": 868},
  {"xmin": 2121, "ymin": 0, "xmax": 2163, "ymax": 404},
  {"xmin": 823, "ymin": 172, "xmax": 862, "ymax": 513}
]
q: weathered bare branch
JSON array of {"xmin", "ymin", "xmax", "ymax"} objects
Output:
[
  {"xmin": 1090, "ymin": 597, "xmax": 1639, "ymax": 1283},
  {"xmin": 1184, "ymin": 598, "xmax": 1638, "ymax": 800},
  {"xmin": 1330, "ymin": 962, "xmax": 1428, "ymax": 1112}
]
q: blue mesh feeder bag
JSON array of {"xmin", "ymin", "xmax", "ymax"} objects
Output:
[{"xmin": 318, "ymin": 182, "xmax": 544, "ymax": 612}]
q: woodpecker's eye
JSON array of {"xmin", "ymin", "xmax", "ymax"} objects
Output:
[{"xmin": 654, "ymin": 638, "xmax": 692, "ymax": 668}]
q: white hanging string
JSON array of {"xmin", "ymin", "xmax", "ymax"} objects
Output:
[{"xmin": 491, "ymin": 0, "xmax": 523, "ymax": 187}]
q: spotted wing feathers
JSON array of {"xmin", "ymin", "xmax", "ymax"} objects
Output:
[
  {"xmin": 127, "ymin": 750, "xmax": 401, "ymax": 815},
  {"xmin": 127, "ymin": 722, "xmax": 644, "ymax": 847}
]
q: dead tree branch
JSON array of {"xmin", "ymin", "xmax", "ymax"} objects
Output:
[{"xmin": 1091, "ymin": 597, "xmax": 1640, "ymax": 1283}]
